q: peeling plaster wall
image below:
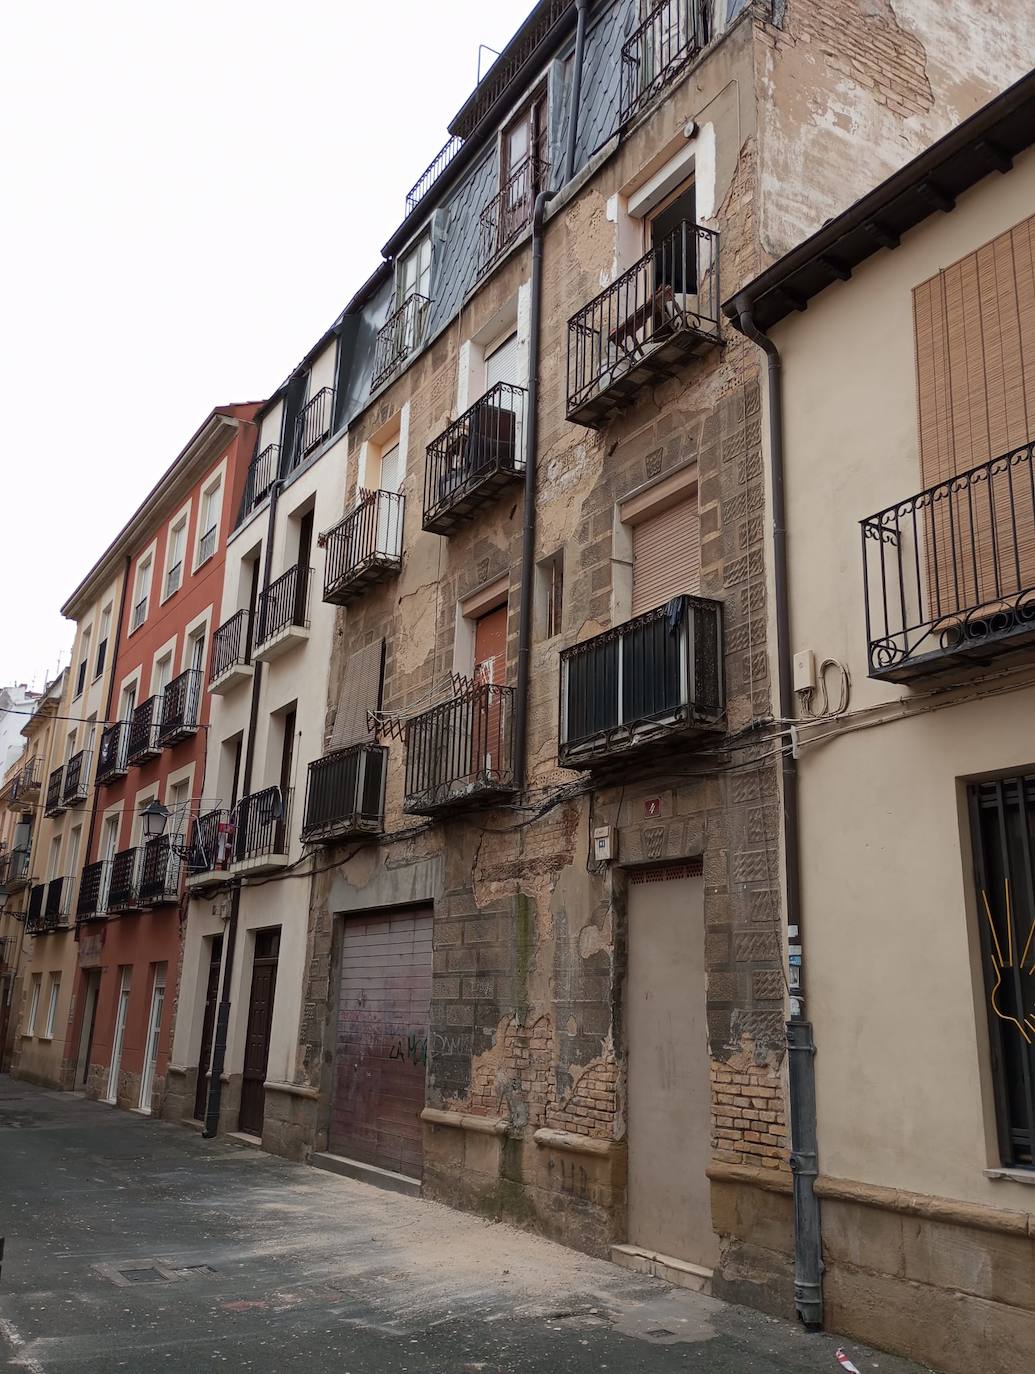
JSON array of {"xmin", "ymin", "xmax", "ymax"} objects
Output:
[{"xmin": 757, "ymin": 0, "xmax": 1035, "ymax": 260}]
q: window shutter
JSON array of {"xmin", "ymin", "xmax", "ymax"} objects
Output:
[
  {"xmin": 485, "ymin": 333, "xmax": 518, "ymax": 390},
  {"xmin": 913, "ymin": 215, "xmax": 1035, "ymax": 613},
  {"xmin": 327, "ymin": 639, "xmax": 384, "ymax": 750},
  {"xmin": 631, "ymin": 494, "xmax": 700, "ymax": 617}
]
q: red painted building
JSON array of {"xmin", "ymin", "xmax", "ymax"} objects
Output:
[{"xmin": 70, "ymin": 404, "xmax": 260, "ymax": 1114}]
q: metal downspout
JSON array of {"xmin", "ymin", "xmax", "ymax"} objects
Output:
[
  {"xmin": 728, "ymin": 296, "xmax": 823, "ymax": 1329},
  {"xmin": 514, "ymin": 0, "xmax": 588, "ymax": 788},
  {"xmin": 203, "ymin": 473, "xmax": 280, "ymax": 1139}
]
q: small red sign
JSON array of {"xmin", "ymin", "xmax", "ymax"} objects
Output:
[{"xmin": 644, "ymin": 797, "xmax": 662, "ymax": 817}]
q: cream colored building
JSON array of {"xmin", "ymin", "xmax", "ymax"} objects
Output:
[
  {"xmin": 728, "ymin": 72, "xmax": 1035, "ymax": 1373},
  {"xmin": 12, "ymin": 558, "xmax": 124, "ymax": 1089}
]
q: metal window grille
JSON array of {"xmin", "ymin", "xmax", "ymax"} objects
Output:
[
  {"xmin": 301, "ymin": 744, "xmax": 387, "ymax": 842},
  {"xmin": 969, "ymin": 775, "xmax": 1035, "ymax": 1169}
]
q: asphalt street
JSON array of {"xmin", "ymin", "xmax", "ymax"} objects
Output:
[{"xmin": 0, "ymin": 1078, "xmax": 931, "ymax": 1373}]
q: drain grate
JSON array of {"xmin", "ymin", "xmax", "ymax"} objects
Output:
[
  {"xmin": 95, "ymin": 1259, "xmax": 187, "ymax": 1287},
  {"xmin": 119, "ymin": 1265, "xmax": 169, "ymax": 1284},
  {"xmin": 646, "ymin": 1328, "xmax": 675, "ymax": 1338}
]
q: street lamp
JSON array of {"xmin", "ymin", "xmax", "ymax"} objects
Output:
[{"xmin": 140, "ymin": 800, "xmax": 171, "ymax": 839}]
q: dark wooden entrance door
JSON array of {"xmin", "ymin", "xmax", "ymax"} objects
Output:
[
  {"xmin": 194, "ymin": 935, "xmax": 224, "ymax": 1121},
  {"xmin": 328, "ymin": 908, "xmax": 432, "ymax": 1178},
  {"xmin": 238, "ymin": 929, "xmax": 279, "ymax": 1136}
]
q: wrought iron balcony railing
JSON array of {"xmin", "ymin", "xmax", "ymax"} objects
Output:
[
  {"xmin": 0, "ymin": 935, "xmax": 10, "ymax": 968},
  {"xmin": 297, "ymin": 387, "xmax": 335, "ymax": 459},
  {"xmin": 157, "ymin": 668, "xmax": 202, "ymax": 746},
  {"xmin": 238, "ymin": 443, "xmax": 280, "ymax": 523},
  {"xmin": 108, "ymin": 847, "xmax": 142, "ymax": 911},
  {"xmin": 76, "ymin": 860, "xmax": 109, "ymax": 921},
  {"xmin": 25, "ymin": 884, "xmax": 56, "ymax": 936},
  {"xmin": 128, "ymin": 696, "xmax": 162, "ymax": 764},
  {"xmin": 255, "ymin": 565, "xmax": 312, "ymax": 650},
  {"xmin": 3, "ymin": 756, "xmax": 41, "ymax": 810},
  {"xmin": 405, "ymin": 135, "xmax": 463, "ymax": 214},
  {"xmin": 862, "ymin": 440, "xmax": 1035, "ymax": 681},
  {"xmin": 404, "ymin": 682, "xmax": 516, "ymax": 815},
  {"xmin": 96, "ymin": 721, "xmax": 130, "ymax": 783},
  {"xmin": 323, "ymin": 490, "xmax": 404, "ymax": 605},
  {"xmin": 187, "ymin": 807, "xmax": 234, "ymax": 875},
  {"xmin": 567, "ymin": 221, "xmax": 720, "ymax": 427},
  {"xmin": 131, "ymin": 596, "xmax": 148, "ymax": 632},
  {"xmin": 1, "ymin": 846, "xmax": 31, "ymax": 890},
  {"xmin": 164, "ymin": 562, "xmax": 182, "ymax": 599},
  {"xmin": 139, "ymin": 836, "xmax": 181, "ymax": 904},
  {"xmin": 479, "ymin": 156, "xmax": 548, "ymax": 271},
  {"xmin": 424, "ymin": 383, "xmax": 526, "ymax": 535},
  {"xmin": 233, "ymin": 787, "xmax": 292, "ymax": 865},
  {"xmin": 61, "ymin": 749, "xmax": 91, "ymax": 806},
  {"xmin": 301, "ymin": 744, "xmax": 387, "ymax": 843},
  {"xmin": 44, "ymin": 765, "xmax": 66, "ymax": 817},
  {"xmin": 621, "ymin": 0, "xmax": 708, "ymax": 124},
  {"xmin": 197, "ymin": 523, "xmax": 218, "ymax": 565},
  {"xmin": 558, "ymin": 595, "xmax": 724, "ymax": 769},
  {"xmin": 372, "ymin": 294, "xmax": 432, "ymax": 391},
  {"xmin": 210, "ymin": 610, "xmax": 252, "ymax": 686}
]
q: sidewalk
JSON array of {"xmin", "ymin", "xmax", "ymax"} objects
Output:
[{"xmin": 0, "ymin": 1077, "xmax": 931, "ymax": 1373}]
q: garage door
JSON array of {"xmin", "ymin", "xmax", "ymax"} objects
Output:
[{"xmin": 329, "ymin": 908, "xmax": 433, "ymax": 1178}]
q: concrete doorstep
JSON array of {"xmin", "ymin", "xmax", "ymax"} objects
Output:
[
  {"xmin": 610, "ymin": 1243, "xmax": 714, "ymax": 1295},
  {"xmin": 310, "ymin": 1150, "xmax": 422, "ymax": 1198}
]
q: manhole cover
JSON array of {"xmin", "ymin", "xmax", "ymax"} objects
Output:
[
  {"xmin": 120, "ymin": 1266, "xmax": 169, "ymax": 1284},
  {"xmin": 94, "ymin": 1260, "xmax": 183, "ymax": 1287}
]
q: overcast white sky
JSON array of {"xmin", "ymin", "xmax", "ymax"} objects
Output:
[{"xmin": 0, "ymin": 0, "xmax": 533, "ymax": 689}]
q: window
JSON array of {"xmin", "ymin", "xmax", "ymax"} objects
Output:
[
  {"xmin": 26, "ymin": 973, "xmax": 42, "ymax": 1035},
  {"xmin": 536, "ymin": 551, "xmax": 564, "ymax": 639},
  {"xmin": 74, "ymin": 657, "xmax": 88, "ymax": 699},
  {"xmin": 164, "ymin": 518, "xmax": 188, "ymax": 599},
  {"xmin": 43, "ymin": 975, "xmax": 60, "ymax": 1039},
  {"xmin": 67, "ymin": 825, "xmax": 82, "ymax": 884},
  {"xmin": 47, "ymin": 833, "xmax": 62, "ymax": 881},
  {"xmin": 485, "ymin": 333, "xmax": 519, "ymax": 392},
  {"xmin": 120, "ymin": 682, "xmax": 137, "ymax": 724},
  {"xmin": 196, "ymin": 480, "xmax": 223, "ymax": 568},
  {"xmin": 95, "ymin": 605, "xmax": 111, "ymax": 679},
  {"xmin": 131, "ymin": 555, "xmax": 153, "ymax": 631},
  {"xmin": 153, "ymin": 653, "xmax": 173, "ymax": 699},
  {"xmin": 488, "ymin": 93, "xmax": 547, "ymax": 258},
  {"xmin": 969, "ymin": 775, "xmax": 1035, "ymax": 1170},
  {"xmin": 648, "ymin": 181, "xmax": 697, "ymax": 295},
  {"xmin": 397, "ymin": 232, "xmax": 431, "ymax": 309}
]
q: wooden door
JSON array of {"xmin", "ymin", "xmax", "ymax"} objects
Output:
[
  {"xmin": 194, "ymin": 936, "xmax": 223, "ymax": 1121},
  {"xmin": 328, "ymin": 908, "xmax": 432, "ymax": 1178},
  {"xmin": 474, "ymin": 604, "xmax": 508, "ymax": 781},
  {"xmin": 238, "ymin": 930, "xmax": 279, "ymax": 1137}
]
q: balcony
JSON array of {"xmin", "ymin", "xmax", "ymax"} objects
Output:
[
  {"xmin": 404, "ymin": 682, "xmax": 516, "ymax": 815},
  {"xmin": 298, "ymin": 387, "xmax": 335, "ymax": 459},
  {"xmin": 566, "ymin": 221, "xmax": 720, "ymax": 427},
  {"xmin": 131, "ymin": 596, "xmax": 148, "ymax": 632},
  {"xmin": 1, "ymin": 846, "xmax": 31, "ymax": 892},
  {"xmin": 424, "ymin": 384, "xmax": 527, "ymax": 535},
  {"xmin": 253, "ymin": 565, "xmax": 312, "ymax": 662},
  {"xmin": 44, "ymin": 765, "xmax": 66, "ymax": 817},
  {"xmin": 128, "ymin": 696, "xmax": 162, "ymax": 764},
  {"xmin": 558, "ymin": 595, "xmax": 724, "ymax": 771},
  {"xmin": 0, "ymin": 936, "xmax": 11, "ymax": 969},
  {"xmin": 61, "ymin": 749, "xmax": 91, "ymax": 807},
  {"xmin": 96, "ymin": 721, "xmax": 130, "ymax": 783},
  {"xmin": 323, "ymin": 491, "xmax": 404, "ymax": 605},
  {"xmin": 139, "ymin": 836, "xmax": 181, "ymax": 905},
  {"xmin": 185, "ymin": 807, "xmax": 235, "ymax": 888},
  {"xmin": 45, "ymin": 876, "xmax": 72, "ymax": 925},
  {"xmin": 210, "ymin": 610, "xmax": 253, "ymax": 693},
  {"xmin": 232, "ymin": 787, "xmax": 292, "ymax": 875},
  {"xmin": 107, "ymin": 847, "xmax": 142, "ymax": 912},
  {"xmin": 76, "ymin": 860, "xmax": 109, "ymax": 922},
  {"xmin": 301, "ymin": 744, "xmax": 387, "ymax": 844},
  {"xmin": 238, "ymin": 443, "xmax": 279, "ymax": 523},
  {"xmin": 3, "ymin": 757, "xmax": 41, "ymax": 811},
  {"xmin": 620, "ymin": 0, "xmax": 708, "ymax": 124},
  {"xmin": 479, "ymin": 156, "xmax": 548, "ymax": 272},
  {"xmin": 158, "ymin": 668, "xmax": 202, "ymax": 746},
  {"xmin": 25, "ymin": 885, "xmax": 47, "ymax": 935},
  {"xmin": 371, "ymin": 294, "xmax": 431, "ymax": 391},
  {"xmin": 863, "ymin": 441, "xmax": 1035, "ymax": 681}
]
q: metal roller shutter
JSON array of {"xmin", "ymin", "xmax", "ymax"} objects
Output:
[
  {"xmin": 329, "ymin": 908, "xmax": 432, "ymax": 1179},
  {"xmin": 631, "ymin": 494, "xmax": 701, "ymax": 617},
  {"xmin": 485, "ymin": 333, "xmax": 518, "ymax": 390}
]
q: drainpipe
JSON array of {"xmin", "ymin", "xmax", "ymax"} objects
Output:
[
  {"xmin": 203, "ymin": 468, "xmax": 280, "ymax": 1139},
  {"xmin": 727, "ymin": 297, "xmax": 823, "ymax": 1330},
  {"xmin": 514, "ymin": 0, "xmax": 588, "ymax": 787}
]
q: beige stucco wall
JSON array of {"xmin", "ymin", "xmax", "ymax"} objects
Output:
[{"xmin": 775, "ymin": 145, "xmax": 1035, "ymax": 1217}]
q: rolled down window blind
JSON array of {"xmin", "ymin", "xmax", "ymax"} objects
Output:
[
  {"xmin": 631, "ymin": 494, "xmax": 700, "ymax": 617},
  {"xmin": 913, "ymin": 214, "xmax": 1035, "ymax": 615}
]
